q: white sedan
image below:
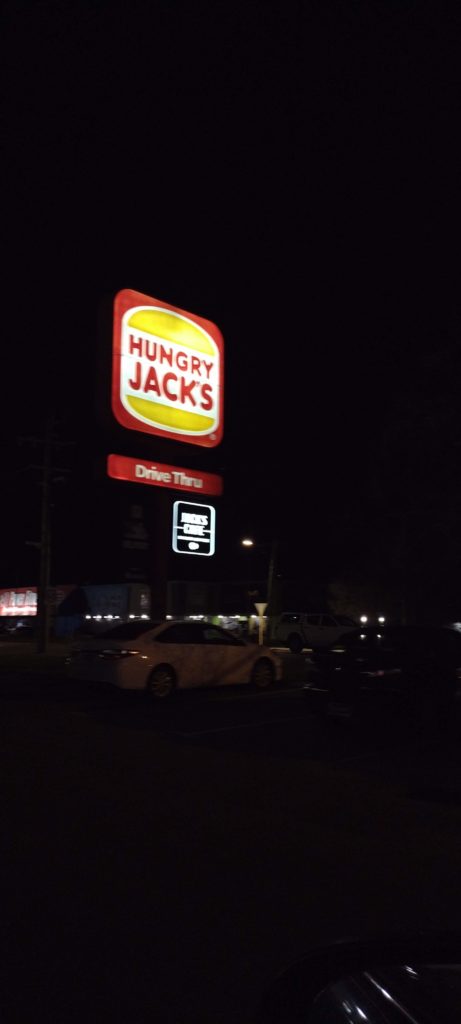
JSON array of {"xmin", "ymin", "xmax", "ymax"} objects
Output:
[{"xmin": 66, "ymin": 619, "xmax": 283, "ymax": 698}]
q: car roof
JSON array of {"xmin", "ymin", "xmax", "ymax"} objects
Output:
[
  {"xmin": 337, "ymin": 624, "xmax": 461, "ymax": 642},
  {"xmin": 96, "ymin": 619, "xmax": 252, "ymax": 641},
  {"xmin": 95, "ymin": 619, "xmax": 163, "ymax": 639}
]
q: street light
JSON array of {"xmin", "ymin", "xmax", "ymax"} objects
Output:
[
  {"xmin": 241, "ymin": 538, "xmax": 258, "ymax": 638},
  {"xmin": 240, "ymin": 537, "xmax": 278, "ymax": 642}
]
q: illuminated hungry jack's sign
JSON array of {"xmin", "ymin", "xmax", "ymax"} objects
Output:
[{"xmin": 112, "ymin": 289, "xmax": 224, "ymax": 447}]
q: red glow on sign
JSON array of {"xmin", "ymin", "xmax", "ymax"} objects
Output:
[
  {"xmin": 112, "ymin": 289, "xmax": 224, "ymax": 447},
  {"xmin": 107, "ymin": 454, "xmax": 223, "ymax": 496},
  {"xmin": 0, "ymin": 587, "xmax": 37, "ymax": 616}
]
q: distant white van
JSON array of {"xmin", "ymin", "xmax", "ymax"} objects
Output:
[{"xmin": 271, "ymin": 612, "xmax": 358, "ymax": 654}]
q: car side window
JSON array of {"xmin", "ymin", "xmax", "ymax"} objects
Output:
[
  {"xmin": 305, "ymin": 615, "xmax": 321, "ymax": 626},
  {"xmin": 156, "ymin": 624, "xmax": 205, "ymax": 644},
  {"xmin": 202, "ymin": 626, "xmax": 239, "ymax": 645},
  {"xmin": 322, "ymin": 615, "xmax": 338, "ymax": 628},
  {"xmin": 281, "ymin": 614, "xmax": 300, "ymax": 624}
]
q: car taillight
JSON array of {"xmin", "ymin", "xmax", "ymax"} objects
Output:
[{"xmin": 98, "ymin": 649, "xmax": 140, "ymax": 659}]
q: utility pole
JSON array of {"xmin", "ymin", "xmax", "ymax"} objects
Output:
[
  {"xmin": 266, "ymin": 538, "xmax": 278, "ymax": 643},
  {"xmin": 36, "ymin": 412, "xmax": 53, "ymax": 654},
  {"xmin": 266, "ymin": 539, "xmax": 278, "ymax": 611},
  {"xmin": 19, "ymin": 412, "xmax": 74, "ymax": 654}
]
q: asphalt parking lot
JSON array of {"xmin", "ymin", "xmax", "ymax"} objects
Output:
[{"xmin": 1, "ymin": 647, "xmax": 461, "ymax": 1023}]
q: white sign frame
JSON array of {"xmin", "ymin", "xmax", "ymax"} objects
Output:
[{"xmin": 172, "ymin": 500, "xmax": 216, "ymax": 557}]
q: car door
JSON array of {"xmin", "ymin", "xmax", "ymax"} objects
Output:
[
  {"xmin": 316, "ymin": 614, "xmax": 340, "ymax": 646},
  {"xmin": 356, "ymin": 629, "xmax": 403, "ymax": 700},
  {"xmin": 199, "ymin": 624, "xmax": 251, "ymax": 686},
  {"xmin": 151, "ymin": 622, "xmax": 214, "ymax": 689},
  {"xmin": 331, "ymin": 630, "xmax": 401, "ymax": 700},
  {"xmin": 301, "ymin": 614, "xmax": 323, "ymax": 648}
]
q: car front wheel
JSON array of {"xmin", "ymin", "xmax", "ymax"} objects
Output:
[
  {"xmin": 146, "ymin": 664, "xmax": 176, "ymax": 699},
  {"xmin": 251, "ymin": 658, "xmax": 275, "ymax": 689}
]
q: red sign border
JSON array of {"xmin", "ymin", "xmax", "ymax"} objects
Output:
[{"xmin": 112, "ymin": 288, "xmax": 224, "ymax": 448}]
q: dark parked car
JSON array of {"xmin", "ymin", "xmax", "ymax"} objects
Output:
[
  {"xmin": 0, "ymin": 618, "xmax": 36, "ymax": 638},
  {"xmin": 303, "ymin": 625, "xmax": 461, "ymax": 727}
]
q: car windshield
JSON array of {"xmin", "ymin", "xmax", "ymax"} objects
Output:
[
  {"xmin": 335, "ymin": 629, "xmax": 369, "ymax": 644},
  {"xmin": 306, "ymin": 964, "xmax": 461, "ymax": 1023}
]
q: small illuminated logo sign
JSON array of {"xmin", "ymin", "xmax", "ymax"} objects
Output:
[
  {"xmin": 172, "ymin": 501, "xmax": 216, "ymax": 557},
  {"xmin": 112, "ymin": 289, "xmax": 224, "ymax": 447}
]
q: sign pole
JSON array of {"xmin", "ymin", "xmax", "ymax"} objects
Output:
[{"xmin": 149, "ymin": 490, "xmax": 171, "ymax": 620}]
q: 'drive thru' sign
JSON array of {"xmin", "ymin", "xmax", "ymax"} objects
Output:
[{"xmin": 107, "ymin": 455, "xmax": 223, "ymax": 496}]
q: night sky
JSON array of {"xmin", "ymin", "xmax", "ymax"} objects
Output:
[{"xmin": 2, "ymin": 0, "xmax": 460, "ymax": 609}]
